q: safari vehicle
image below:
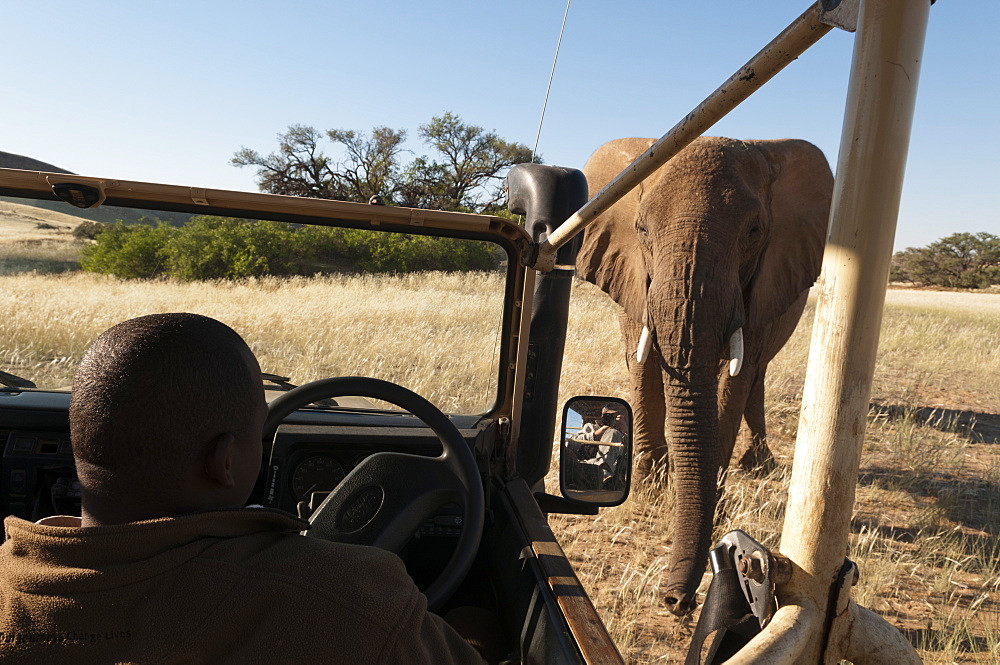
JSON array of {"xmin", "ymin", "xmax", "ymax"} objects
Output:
[
  {"xmin": 0, "ymin": 163, "xmax": 632, "ymax": 664},
  {"xmin": 1, "ymin": 1, "xmax": 938, "ymax": 662}
]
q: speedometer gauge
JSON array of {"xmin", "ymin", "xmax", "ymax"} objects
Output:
[{"xmin": 290, "ymin": 454, "xmax": 346, "ymax": 500}]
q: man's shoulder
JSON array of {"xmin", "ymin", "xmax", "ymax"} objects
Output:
[
  {"xmin": 204, "ymin": 523, "xmax": 414, "ymax": 600},
  {"xmin": 189, "ymin": 524, "xmax": 421, "ymax": 637},
  {"xmin": 604, "ymin": 428, "xmax": 624, "ymax": 442},
  {"xmin": 255, "ymin": 530, "xmax": 406, "ymax": 574}
]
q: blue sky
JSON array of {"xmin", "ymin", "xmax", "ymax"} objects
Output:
[{"xmin": 2, "ymin": 1, "xmax": 996, "ymax": 251}]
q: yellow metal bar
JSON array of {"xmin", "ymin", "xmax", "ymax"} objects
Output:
[
  {"xmin": 0, "ymin": 167, "xmax": 527, "ymax": 239},
  {"xmin": 533, "ymin": 2, "xmax": 833, "ymax": 271}
]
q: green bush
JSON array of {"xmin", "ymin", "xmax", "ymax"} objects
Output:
[
  {"xmin": 79, "ymin": 223, "xmax": 175, "ymax": 278},
  {"xmin": 165, "ymin": 217, "xmax": 303, "ymax": 280},
  {"xmin": 340, "ymin": 229, "xmax": 497, "ymax": 272},
  {"xmin": 80, "ymin": 216, "xmax": 501, "ymax": 280},
  {"xmin": 297, "ymin": 225, "xmax": 352, "ymax": 269},
  {"xmin": 284, "ymin": 225, "xmax": 498, "ymax": 273}
]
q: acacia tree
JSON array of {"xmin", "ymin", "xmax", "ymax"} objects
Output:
[
  {"xmin": 399, "ymin": 112, "xmax": 535, "ymax": 212},
  {"xmin": 233, "ymin": 113, "xmax": 535, "ymax": 212},
  {"xmin": 232, "ymin": 124, "xmax": 405, "ymax": 202},
  {"xmin": 326, "ymin": 126, "xmax": 407, "ymax": 201},
  {"xmin": 891, "ymin": 232, "xmax": 1000, "ymax": 288},
  {"xmin": 232, "ymin": 125, "xmax": 339, "ymax": 199}
]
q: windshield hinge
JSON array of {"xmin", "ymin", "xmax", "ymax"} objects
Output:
[{"xmin": 494, "ymin": 417, "xmax": 511, "ymax": 463}]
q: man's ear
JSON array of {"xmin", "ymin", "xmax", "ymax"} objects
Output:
[{"xmin": 204, "ymin": 433, "xmax": 237, "ymax": 489}]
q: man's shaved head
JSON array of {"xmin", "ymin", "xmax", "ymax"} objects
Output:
[{"xmin": 70, "ymin": 313, "xmax": 262, "ymax": 498}]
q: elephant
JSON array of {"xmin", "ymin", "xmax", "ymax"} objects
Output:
[{"xmin": 575, "ymin": 136, "xmax": 833, "ymax": 615}]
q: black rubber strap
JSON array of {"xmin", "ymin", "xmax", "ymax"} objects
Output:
[{"xmin": 685, "ymin": 551, "xmax": 762, "ymax": 665}]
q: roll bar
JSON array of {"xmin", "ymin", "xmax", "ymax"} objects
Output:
[{"xmin": 529, "ymin": 0, "xmax": 933, "ymax": 661}]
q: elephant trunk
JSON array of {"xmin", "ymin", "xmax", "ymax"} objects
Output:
[
  {"xmin": 662, "ymin": 368, "xmax": 720, "ymax": 615},
  {"xmin": 648, "ymin": 252, "xmax": 737, "ymax": 615}
]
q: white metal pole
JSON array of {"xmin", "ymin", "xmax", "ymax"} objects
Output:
[{"xmin": 727, "ymin": 1, "xmax": 932, "ymax": 662}]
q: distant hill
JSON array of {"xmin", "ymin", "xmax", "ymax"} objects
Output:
[
  {"xmin": 0, "ymin": 150, "xmax": 192, "ymax": 227},
  {"xmin": 0, "ymin": 151, "xmax": 72, "ymax": 174}
]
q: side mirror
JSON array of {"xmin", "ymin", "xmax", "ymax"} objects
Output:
[{"xmin": 560, "ymin": 397, "xmax": 633, "ymax": 507}]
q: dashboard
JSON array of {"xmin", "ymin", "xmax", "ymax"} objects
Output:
[
  {"xmin": 0, "ymin": 389, "xmax": 497, "ymax": 529},
  {"xmin": 1, "ymin": 428, "xmax": 78, "ymax": 521},
  {"xmin": 261, "ymin": 411, "xmax": 497, "ymax": 529}
]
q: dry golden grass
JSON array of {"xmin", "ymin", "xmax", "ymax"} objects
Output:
[
  {"xmin": 0, "ymin": 239, "xmax": 84, "ymax": 275},
  {"xmin": 0, "ymin": 271, "xmax": 504, "ymax": 413},
  {"xmin": 551, "ymin": 282, "xmax": 1000, "ymax": 663},
  {"xmin": 0, "ymin": 201, "xmax": 88, "ymax": 275},
  {"xmin": 0, "ymin": 200, "xmax": 85, "ymax": 240},
  {"xmin": 1, "ymin": 262, "xmax": 997, "ymax": 662}
]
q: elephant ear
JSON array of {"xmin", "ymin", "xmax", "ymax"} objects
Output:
[
  {"xmin": 748, "ymin": 139, "xmax": 834, "ymax": 324},
  {"xmin": 576, "ymin": 208, "xmax": 649, "ymax": 326},
  {"xmin": 575, "ymin": 138, "xmax": 656, "ymax": 327}
]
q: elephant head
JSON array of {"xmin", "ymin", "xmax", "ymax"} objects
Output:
[{"xmin": 576, "ymin": 136, "xmax": 833, "ymax": 614}]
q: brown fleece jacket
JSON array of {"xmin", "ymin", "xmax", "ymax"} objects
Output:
[{"xmin": 0, "ymin": 509, "xmax": 484, "ymax": 664}]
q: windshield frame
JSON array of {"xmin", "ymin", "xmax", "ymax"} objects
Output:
[{"xmin": 0, "ymin": 167, "xmax": 535, "ymax": 419}]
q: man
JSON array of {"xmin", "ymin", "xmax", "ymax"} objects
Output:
[
  {"xmin": 564, "ymin": 402, "xmax": 628, "ymax": 492},
  {"xmin": 593, "ymin": 403, "xmax": 627, "ymax": 445},
  {"xmin": 590, "ymin": 404, "xmax": 626, "ymax": 486},
  {"xmin": 0, "ymin": 313, "xmax": 484, "ymax": 664}
]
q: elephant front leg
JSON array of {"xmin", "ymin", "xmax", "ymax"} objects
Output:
[
  {"xmin": 737, "ymin": 371, "xmax": 775, "ymax": 473},
  {"xmin": 716, "ymin": 363, "xmax": 755, "ymax": 471},
  {"xmin": 616, "ymin": 308, "xmax": 667, "ymax": 482},
  {"xmin": 718, "ymin": 365, "xmax": 775, "ymax": 474}
]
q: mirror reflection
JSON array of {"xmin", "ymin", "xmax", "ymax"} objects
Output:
[{"xmin": 560, "ymin": 397, "xmax": 632, "ymax": 506}]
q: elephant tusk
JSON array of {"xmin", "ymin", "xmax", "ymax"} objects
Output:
[
  {"xmin": 636, "ymin": 326, "xmax": 653, "ymax": 363},
  {"xmin": 728, "ymin": 328, "xmax": 744, "ymax": 377}
]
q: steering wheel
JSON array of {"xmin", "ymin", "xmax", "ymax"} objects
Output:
[{"xmin": 262, "ymin": 377, "xmax": 485, "ymax": 611}]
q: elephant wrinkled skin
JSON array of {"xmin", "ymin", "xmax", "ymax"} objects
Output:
[{"xmin": 576, "ymin": 136, "xmax": 833, "ymax": 615}]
